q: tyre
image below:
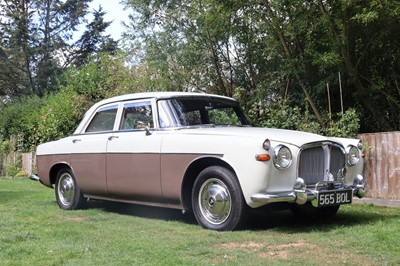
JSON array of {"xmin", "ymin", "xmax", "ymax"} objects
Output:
[
  {"xmin": 191, "ymin": 166, "xmax": 248, "ymax": 231},
  {"xmin": 291, "ymin": 203, "xmax": 340, "ymax": 219},
  {"xmin": 55, "ymin": 168, "xmax": 85, "ymax": 210}
]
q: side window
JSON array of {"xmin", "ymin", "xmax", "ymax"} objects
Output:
[
  {"xmin": 85, "ymin": 105, "xmax": 118, "ymax": 133},
  {"xmin": 119, "ymin": 101, "xmax": 153, "ymax": 130}
]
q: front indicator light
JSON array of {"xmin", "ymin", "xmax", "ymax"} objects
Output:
[{"xmin": 256, "ymin": 154, "xmax": 271, "ymax": 161}]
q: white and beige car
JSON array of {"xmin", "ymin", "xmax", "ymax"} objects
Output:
[{"xmin": 33, "ymin": 92, "xmax": 367, "ymax": 230}]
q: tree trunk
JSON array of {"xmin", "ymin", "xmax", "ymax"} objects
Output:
[
  {"xmin": 318, "ymin": 1, "xmax": 392, "ymax": 130},
  {"xmin": 263, "ymin": 0, "xmax": 323, "ymax": 124}
]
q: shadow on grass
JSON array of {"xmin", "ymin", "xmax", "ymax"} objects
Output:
[
  {"xmin": 247, "ymin": 204, "xmax": 400, "ymax": 232},
  {"xmin": 82, "ymin": 199, "xmax": 400, "ymax": 231},
  {"xmin": 85, "ymin": 200, "xmax": 198, "ymax": 225}
]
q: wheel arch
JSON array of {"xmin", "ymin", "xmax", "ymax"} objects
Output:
[
  {"xmin": 181, "ymin": 157, "xmax": 237, "ymax": 212},
  {"xmin": 49, "ymin": 163, "xmax": 71, "ymax": 186}
]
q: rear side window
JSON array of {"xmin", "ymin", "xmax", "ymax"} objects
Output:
[
  {"xmin": 85, "ymin": 105, "xmax": 118, "ymax": 133},
  {"xmin": 119, "ymin": 101, "xmax": 153, "ymax": 130}
]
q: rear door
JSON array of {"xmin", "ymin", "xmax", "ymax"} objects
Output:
[{"xmin": 71, "ymin": 104, "xmax": 118, "ymax": 196}]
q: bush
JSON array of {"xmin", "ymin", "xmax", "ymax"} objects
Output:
[
  {"xmin": 251, "ymin": 100, "xmax": 302, "ymax": 130},
  {"xmin": 0, "ymin": 140, "xmax": 10, "ymax": 154},
  {"xmin": 60, "ymin": 53, "xmax": 138, "ymax": 100},
  {"xmin": 0, "ymin": 96, "xmax": 44, "ymax": 147},
  {"xmin": 31, "ymin": 89, "xmax": 89, "ymax": 146},
  {"xmin": 325, "ymin": 108, "xmax": 360, "ymax": 138},
  {"xmin": 6, "ymin": 164, "xmax": 19, "ymax": 177},
  {"xmin": 15, "ymin": 170, "xmax": 29, "ymax": 178},
  {"xmin": 247, "ymin": 99, "xmax": 359, "ymax": 138}
]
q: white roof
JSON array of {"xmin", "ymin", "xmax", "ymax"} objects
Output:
[
  {"xmin": 95, "ymin": 91, "xmax": 235, "ymax": 107},
  {"xmin": 74, "ymin": 92, "xmax": 237, "ymax": 134}
]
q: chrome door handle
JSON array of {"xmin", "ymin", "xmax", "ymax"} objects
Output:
[
  {"xmin": 72, "ymin": 139, "xmax": 81, "ymax": 143},
  {"xmin": 108, "ymin": 136, "xmax": 119, "ymax": 141}
]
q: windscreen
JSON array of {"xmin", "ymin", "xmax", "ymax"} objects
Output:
[{"xmin": 157, "ymin": 98, "xmax": 251, "ymax": 128}]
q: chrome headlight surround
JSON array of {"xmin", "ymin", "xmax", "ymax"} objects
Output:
[
  {"xmin": 273, "ymin": 145, "xmax": 292, "ymax": 169},
  {"xmin": 346, "ymin": 145, "xmax": 360, "ymax": 166}
]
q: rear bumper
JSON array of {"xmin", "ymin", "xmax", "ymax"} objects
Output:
[
  {"xmin": 251, "ymin": 175, "xmax": 367, "ymax": 206},
  {"xmin": 30, "ymin": 174, "xmax": 40, "ymax": 181},
  {"xmin": 30, "ymin": 174, "xmax": 46, "ymax": 186}
]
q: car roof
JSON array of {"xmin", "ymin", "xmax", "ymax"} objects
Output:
[
  {"xmin": 94, "ymin": 91, "xmax": 236, "ymax": 107},
  {"xmin": 74, "ymin": 92, "xmax": 237, "ymax": 134}
]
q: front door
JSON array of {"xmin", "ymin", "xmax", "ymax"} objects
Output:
[{"xmin": 106, "ymin": 100, "xmax": 163, "ymax": 203}]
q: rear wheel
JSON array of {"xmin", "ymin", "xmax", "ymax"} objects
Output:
[
  {"xmin": 55, "ymin": 168, "xmax": 85, "ymax": 210},
  {"xmin": 192, "ymin": 166, "xmax": 248, "ymax": 231}
]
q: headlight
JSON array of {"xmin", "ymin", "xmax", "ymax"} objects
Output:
[
  {"xmin": 273, "ymin": 145, "xmax": 292, "ymax": 169},
  {"xmin": 346, "ymin": 145, "xmax": 360, "ymax": 166}
]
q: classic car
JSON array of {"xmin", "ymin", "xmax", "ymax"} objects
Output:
[{"xmin": 32, "ymin": 92, "xmax": 367, "ymax": 231}]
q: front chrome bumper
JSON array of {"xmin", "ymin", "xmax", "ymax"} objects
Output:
[{"xmin": 251, "ymin": 175, "xmax": 367, "ymax": 206}]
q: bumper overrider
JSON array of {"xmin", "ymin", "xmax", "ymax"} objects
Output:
[{"xmin": 251, "ymin": 175, "xmax": 367, "ymax": 207}]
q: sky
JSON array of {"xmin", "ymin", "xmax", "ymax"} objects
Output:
[{"xmin": 88, "ymin": 0, "xmax": 130, "ymax": 41}]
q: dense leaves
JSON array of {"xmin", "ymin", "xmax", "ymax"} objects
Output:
[{"xmin": 122, "ymin": 0, "xmax": 399, "ymax": 133}]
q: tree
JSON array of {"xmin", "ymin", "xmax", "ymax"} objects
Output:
[
  {"xmin": 0, "ymin": 0, "xmax": 118, "ymax": 97},
  {"xmin": 315, "ymin": 0, "xmax": 400, "ymax": 131},
  {"xmin": 122, "ymin": 0, "xmax": 400, "ymax": 133},
  {"xmin": 72, "ymin": 7, "xmax": 118, "ymax": 67},
  {"xmin": 0, "ymin": 0, "xmax": 35, "ymax": 95}
]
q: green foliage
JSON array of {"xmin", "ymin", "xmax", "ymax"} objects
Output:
[
  {"xmin": 246, "ymin": 97, "xmax": 359, "ymax": 138},
  {"xmin": 6, "ymin": 164, "xmax": 19, "ymax": 177},
  {"xmin": 0, "ymin": 0, "xmax": 117, "ymax": 97},
  {"xmin": 325, "ymin": 109, "xmax": 360, "ymax": 138},
  {"xmin": 31, "ymin": 89, "xmax": 88, "ymax": 146},
  {"xmin": 4, "ymin": 153, "xmax": 22, "ymax": 177},
  {"xmin": 0, "ymin": 140, "xmax": 10, "ymax": 155},
  {"xmin": 122, "ymin": 0, "xmax": 400, "ymax": 133},
  {"xmin": 60, "ymin": 53, "xmax": 138, "ymax": 100},
  {"xmin": 0, "ymin": 54, "xmax": 146, "ymax": 151},
  {"xmin": 252, "ymin": 101, "xmax": 303, "ymax": 130},
  {"xmin": 0, "ymin": 96, "xmax": 45, "ymax": 145},
  {"xmin": 0, "ymin": 90, "xmax": 85, "ymax": 150},
  {"xmin": 15, "ymin": 170, "xmax": 29, "ymax": 178},
  {"xmin": 74, "ymin": 7, "xmax": 118, "ymax": 67}
]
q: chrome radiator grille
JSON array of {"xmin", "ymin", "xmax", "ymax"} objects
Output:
[{"xmin": 298, "ymin": 143, "xmax": 345, "ymax": 185}]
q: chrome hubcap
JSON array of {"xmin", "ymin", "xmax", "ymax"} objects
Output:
[
  {"xmin": 198, "ymin": 178, "xmax": 231, "ymax": 225},
  {"xmin": 58, "ymin": 173, "xmax": 75, "ymax": 206}
]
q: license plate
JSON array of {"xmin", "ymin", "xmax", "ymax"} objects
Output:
[{"xmin": 317, "ymin": 189, "xmax": 352, "ymax": 207}]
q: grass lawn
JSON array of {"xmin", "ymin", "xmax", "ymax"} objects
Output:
[{"xmin": 1, "ymin": 178, "xmax": 399, "ymax": 266}]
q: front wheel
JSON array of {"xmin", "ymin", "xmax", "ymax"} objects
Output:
[
  {"xmin": 192, "ymin": 166, "xmax": 248, "ymax": 231},
  {"xmin": 55, "ymin": 168, "xmax": 85, "ymax": 210}
]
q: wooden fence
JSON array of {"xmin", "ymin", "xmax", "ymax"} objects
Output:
[
  {"xmin": 0, "ymin": 134, "xmax": 34, "ymax": 176},
  {"xmin": 359, "ymin": 132, "xmax": 400, "ymax": 200},
  {"xmin": 1, "ymin": 151, "xmax": 35, "ymax": 177}
]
